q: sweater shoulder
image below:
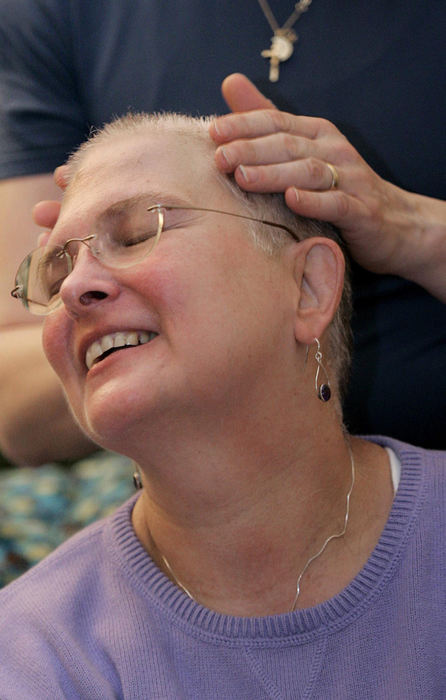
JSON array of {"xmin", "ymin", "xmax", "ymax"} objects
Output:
[{"xmin": 0, "ymin": 497, "xmax": 132, "ymax": 613}]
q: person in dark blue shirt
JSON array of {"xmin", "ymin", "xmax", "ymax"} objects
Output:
[{"xmin": 0, "ymin": 0, "xmax": 444, "ymax": 465}]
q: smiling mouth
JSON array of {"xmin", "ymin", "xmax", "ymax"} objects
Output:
[{"xmin": 85, "ymin": 330, "xmax": 158, "ymax": 370}]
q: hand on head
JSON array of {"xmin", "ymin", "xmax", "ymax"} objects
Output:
[{"xmin": 210, "ymin": 73, "xmax": 429, "ymax": 282}]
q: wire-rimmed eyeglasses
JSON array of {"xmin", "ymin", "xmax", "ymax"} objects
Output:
[{"xmin": 10, "ymin": 203, "xmax": 300, "ymax": 315}]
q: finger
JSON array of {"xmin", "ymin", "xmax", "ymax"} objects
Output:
[
  {"xmin": 221, "ymin": 73, "xmax": 275, "ymax": 113},
  {"xmin": 215, "ymin": 133, "xmax": 318, "ymax": 172},
  {"xmin": 233, "ymin": 159, "xmax": 337, "ymax": 193},
  {"xmin": 37, "ymin": 231, "xmax": 51, "ymax": 248},
  {"xmin": 32, "ymin": 200, "xmax": 62, "ymax": 228},
  {"xmin": 210, "ymin": 108, "xmax": 326, "ymax": 145},
  {"xmin": 284, "ymin": 187, "xmax": 359, "ymax": 228},
  {"xmin": 54, "ymin": 164, "xmax": 70, "ymax": 190}
]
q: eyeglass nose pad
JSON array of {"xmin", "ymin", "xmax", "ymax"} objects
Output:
[{"xmin": 62, "ymin": 235, "xmax": 98, "ymax": 265}]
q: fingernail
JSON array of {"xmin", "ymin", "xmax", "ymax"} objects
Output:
[
  {"xmin": 213, "ymin": 119, "xmax": 230, "ymax": 139},
  {"xmin": 238, "ymin": 165, "xmax": 249, "ymax": 182},
  {"xmin": 291, "ymin": 187, "xmax": 300, "ymax": 202},
  {"xmin": 211, "ymin": 120, "xmax": 221, "ymax": 137},
  {"xmin": 219, "ymin": 146, "xmax": 232, "ymax": 168},
  {"xmin": 239, "ymin": 165, "xmax": 258, "ymax": 184}
]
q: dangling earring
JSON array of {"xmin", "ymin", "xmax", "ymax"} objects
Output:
[
  {"xmin": 132, "ymin": 463, "xmax": 143, "ymax": 490},
  {"xmin": 313, "ymin": 337, "xmax": 331, "ymax": 402}
]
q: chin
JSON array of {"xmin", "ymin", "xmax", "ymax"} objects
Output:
[
  {"xmin": 83, "ymin": 403, "xmax": 139, "ymax": 451},
  {"xmin": 79, "ymin": 379, "xmax": 166, "ymax": 453}
]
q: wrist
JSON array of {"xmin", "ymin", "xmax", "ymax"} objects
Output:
[{"xmin": 393, "ymin": 189, "xmax": 446, "ymax": 300}]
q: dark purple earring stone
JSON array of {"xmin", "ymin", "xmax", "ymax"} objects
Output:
[{"xmin": 318, "ymin": 384, "xmax": 331, "ymax": 402}]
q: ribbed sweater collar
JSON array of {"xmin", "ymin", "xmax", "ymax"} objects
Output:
[{"xmin": 108, "ymin": 437, "xmax": 425, "ymax": 645}]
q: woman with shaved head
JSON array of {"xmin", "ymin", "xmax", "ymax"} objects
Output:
[{"xmin": 1, "ymin": 113, "xmax": 444, "ymax": 699}]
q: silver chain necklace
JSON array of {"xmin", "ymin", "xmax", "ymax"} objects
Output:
[
  {"xmin": 149, "ymin": 443, "xmax": 355, "ymax": 612},
  {"xmin": 258, "ymin": 0, "xmax": 313, "ymax": 82}
]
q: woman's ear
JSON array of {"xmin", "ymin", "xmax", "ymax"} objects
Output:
[{"xmin": 292, "ymin": 237, "xmax": 345, "ymax": 345}]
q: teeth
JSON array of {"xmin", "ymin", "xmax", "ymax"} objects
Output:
[
  {"xmin": 126, "ymin": 331, "xmax": 138, "ymax": 346},
  {"xmin": 114, "ymin": 332, "xmax": 127, "ymax": 348},
  {"xmin": 85, "ymin": 340, "xmax": 102, "ymax": 370},
  {"xmin": 85, "ymin": 330, "xmax": 156, "ymax": 370},
  {"xmin": 101, "ymin": 335, "xmax": 114, "ymax": 354}
]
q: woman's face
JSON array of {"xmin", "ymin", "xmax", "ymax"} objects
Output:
[{"xmin": 42, "ymin": 131, "xmax": 297, "ymax": 451}]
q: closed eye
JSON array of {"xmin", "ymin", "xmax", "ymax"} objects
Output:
[{"xmin": 121, "ymin": 230, "xmax": 158, "ymax": 247}]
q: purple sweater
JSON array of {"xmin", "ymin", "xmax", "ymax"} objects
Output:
[{"xmin": 0, "ymin": 437, "xmax": 444, "ymax": 699}]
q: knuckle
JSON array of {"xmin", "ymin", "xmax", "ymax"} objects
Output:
[
  {"xmin": 365, "ymin": 193, "xmax": 384, "ymax": 224},
  {"xmin": 252, "ymin": 165, "xmax": 282, "ymax": 191},
  {"xmin": 314, "ymin": 117, "xmax": 337, "ymax": 137},
  {"xmin": 306, "ymin": 157, "xmax": 325, "ymax": 183},
  {"xmin": 318, "ymin": 117, "xmax": 332, "ymax": 131},
  {"xmin": 255, "ymin": 165, "xmax": 276, "ymax": 188},
  {"xmin": 268, "ymin": 110, "xmax": 284, "ymax": 132},
  {"xmin": 242, "ymin": 139, "xmax": 258, "ymax": 162},
  {"xmin": 332, "ymin": 141, "xmax": 357, "ymax": 164},
  {"xmin": 270, "ymin": 166, "xmax": 287, "ymax": 189},
  {"xmin": 281, "ymin": 133, "xmax": 299, "ymax": 160},
  {"xmin": 334, "ymin": 192, "xmax": 350, "ymax": 220},
  {"xmin": 268, "ymin": 109, "xmax": 293, "ymax": 133}
]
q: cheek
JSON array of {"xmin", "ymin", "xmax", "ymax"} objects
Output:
[
  {"xmin": 155, "ymin": 244, "xmax": 280, "ymax": 365},
  {"xmin": 130, "ymin": 246, "xmax": 213, "ymax": 322},
  {"xmin": 42, "ymin": 313, "xmax": 72, "ymax": 380},
  {"xmin": 43, "ymin": 314, "xmax": 88, "ymax": 427}
]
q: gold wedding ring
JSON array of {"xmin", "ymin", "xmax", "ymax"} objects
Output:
[{"xmin": 326, "ymin": 162, "xmax": 339, "ymax": 190}]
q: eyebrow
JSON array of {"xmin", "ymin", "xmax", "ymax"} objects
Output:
[{"xmin": 97, "ymin": 192, "xmax": 191, "ymax": 221}]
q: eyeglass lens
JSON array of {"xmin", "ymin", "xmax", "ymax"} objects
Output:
[{"xmin": 14, "ymin": 206, "xmax": 163, "ymax": 314}]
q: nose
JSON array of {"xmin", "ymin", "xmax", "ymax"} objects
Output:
[{"xmin": 59, "ymin": 244, "xmax": 120, "ymax": 317}]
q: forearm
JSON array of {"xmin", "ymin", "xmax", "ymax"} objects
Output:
[{"xmin": 0, "ymin": 325, "xmax": 96, "ymax": 465}]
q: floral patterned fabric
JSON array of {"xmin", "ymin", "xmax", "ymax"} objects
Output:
[{"xmin": 0, "ymin": 451, "xmax": 134, "ymax": 587}]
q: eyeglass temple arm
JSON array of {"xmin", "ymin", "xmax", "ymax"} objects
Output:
[{"xmin": 147, "ymin": 203, "xmax": 300, "ymax": 242}]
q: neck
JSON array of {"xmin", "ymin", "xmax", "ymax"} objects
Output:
[{"xmin": 131, "ymin": 420, "xmax": 389, "ymax": 615}]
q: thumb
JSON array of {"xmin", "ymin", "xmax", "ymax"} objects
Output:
[
  {"xmin": 33, "ymin": 200, "xmax": 62, "ymax": 229},
  {"xmin": 37, "ymin": 231, "xmax": 51, "ymax": 248},
  {"xmin": 221, "ymin": 73, "xmax": 276, "ymax": 112}
]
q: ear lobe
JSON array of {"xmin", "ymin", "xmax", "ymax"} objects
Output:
[{"xmin": 292, "ymin": 237, "xmax": 345, "ymax": 345}]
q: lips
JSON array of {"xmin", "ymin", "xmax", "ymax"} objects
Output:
[{"xmin": 85, "ymin": 330, "xmax": 157, "ymax": 370}]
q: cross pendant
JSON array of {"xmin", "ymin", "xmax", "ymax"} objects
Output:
[
  {"xmin": 261, "ymin": 32, "xmax": 296, "ymax": 82},
  {"xmin": 263, "ymin": 52, "xmax": 281, "ymax": 82}
]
